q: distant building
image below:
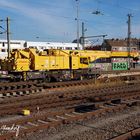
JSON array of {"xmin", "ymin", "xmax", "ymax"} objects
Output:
[
  {"xmin": 101, "ymin": 38, "xmax": 140, "ymax": 65},
  {"xmin": 102, "ymin": 38, "xmax": 140, "ymax": 51}
]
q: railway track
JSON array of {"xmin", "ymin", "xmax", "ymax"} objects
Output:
[
  {"xmin": 0, "ymin": 82, "xmax": 140, "ymax": 116},
  {"xmin": 110, "ymin": 127, "xmax": 140, "ymax": 140},
  {"xmin": 0, "ymin": 98, "xmax": 139, "ymax": 140},
  {"xmin": 0, "ymin": 70, "xmax": 140, "ymax": 98},
  {"xmin": 0, "ymin": 79, "xmax": 108, "ymax": 98},
  {"xmin": 0, "ymin": 81, "xmax": 43, "ymax": 98},
  {"xmin": 98, "ymin": 69, "xmax": 140, "ymax": 78},
  {"xmin": 0, "ymin": 80, "xmax": 131, "ymax": 103},
  {"xmin": 0, "ymin": 72, "xmax": 140, "ymax": 139},
  {"xmin": 37, "ymin": 79, "xmax": 96, "ymax": 88}
]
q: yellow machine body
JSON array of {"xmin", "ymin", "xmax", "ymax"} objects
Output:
[{"xmin": 0, "ymin": 48, "xmax": 139, "ymax": 72}]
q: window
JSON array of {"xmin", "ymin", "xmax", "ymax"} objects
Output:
[
  {"xmin": 10, "ymin": 42, "xmax": 20, "ymax": 44},
  {"xmin": 24, "ymin": 42, "xmax": 27, "ymax": 48},
  {"xmin": 65, "ymin": 47, "xmax": 72, "ymax": 50},
  {"xmin": 1, "ymin": 49, "xmax": 6, "ymax": 52},
  {"xmin": 39, "ymin": 46, "xmax": 46, "ymax": 50},
  {"xmin": 2, "ymin": 42, "xmax": 5, "ymax": 47},
  {"xmin": 80, "ymin": 57, "xmax": 88, "ymax": 64},
  {"xmin": 132, "ymin": 48, "xmax": 136, "ymax": 51},
  {"xmin": 29, "ymin": 46, "xmax": 37, "ymax": 49},
  {"xmin": 112, "ymin": 48, "xmax": 117, "ymax": 51},
  {"xmin": 57, "ymin": 47, "xmax": 62, "ymax": 49}
]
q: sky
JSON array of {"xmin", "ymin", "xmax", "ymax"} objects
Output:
[{"xmin": 0, "ymin": 0, "xmax": 139, "ymax": 43}]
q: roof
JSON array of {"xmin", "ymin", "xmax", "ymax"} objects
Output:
[{"xmin": 104, "ymin": 38, "xmax": 140, "ymax": 47}]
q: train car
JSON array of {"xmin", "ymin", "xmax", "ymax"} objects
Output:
[
  {"xmin": 0, "ymin": 48, "xmax": 139, "ymax": 82},
  {"xmin": 25, "ymin": 41, "xmax": 82, "ymax": 51},
  {"xmin": 0, "ymin": 39, "xmax": 82, "ymax": 59},
  {"xmin": 0, "ymin": 40, "xmax": 25, "ymax": 59}
]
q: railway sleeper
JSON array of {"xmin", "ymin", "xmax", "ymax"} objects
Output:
[
  {"xmin": 27, "ymin": 122, "xmax": 38, "ymax": 127},
  {"xmin": 37, "ymin": 120, "xmax": 49, "ymax": 124},
  {"xmin": 122, "ymin": 100, "xmax": 140, "ymax": 106},
  {"xmin": 16, "ymin": 91, "xmax": 24, "ymax": 95},
  {"xmin": 23, "ymin": 90, "xmax": 30, "ymax": 94}
]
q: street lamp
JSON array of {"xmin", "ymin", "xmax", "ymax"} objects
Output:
[
  {"xmin": 0, "ymin": 18, "xmax": 11, "ymax": 59},
  {"xmin": 81, "ymin": 22, "xmax": 87, "ymax": 49},
  {"xmin": 75, "ymin": 0, "xmax": 80, "ymax": 49},
  {"xmin": 75, "ymin": 0, "xmax": 103, "ymax": 50},
  {"xmin": 127, "ymin": 14, "xmax": 132, "ymax": 70}
]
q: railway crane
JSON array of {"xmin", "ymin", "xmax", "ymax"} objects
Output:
[{"xmin": 0, "ymin": 48, "xmax": 139, "ymax": 81}]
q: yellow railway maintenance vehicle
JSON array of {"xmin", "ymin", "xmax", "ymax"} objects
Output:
[{"xmin": 0, "ymin": 48, "xmax": 139, "ymax": 81}]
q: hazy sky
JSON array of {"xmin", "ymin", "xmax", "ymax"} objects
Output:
[{"xmin": 0, "ymin": 0, "xmax": 139, "ymax": 42}]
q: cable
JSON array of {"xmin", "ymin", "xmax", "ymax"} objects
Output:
[{"xmin": 94, "ymin": 0, "xmax": 140, "ymax": 12}]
